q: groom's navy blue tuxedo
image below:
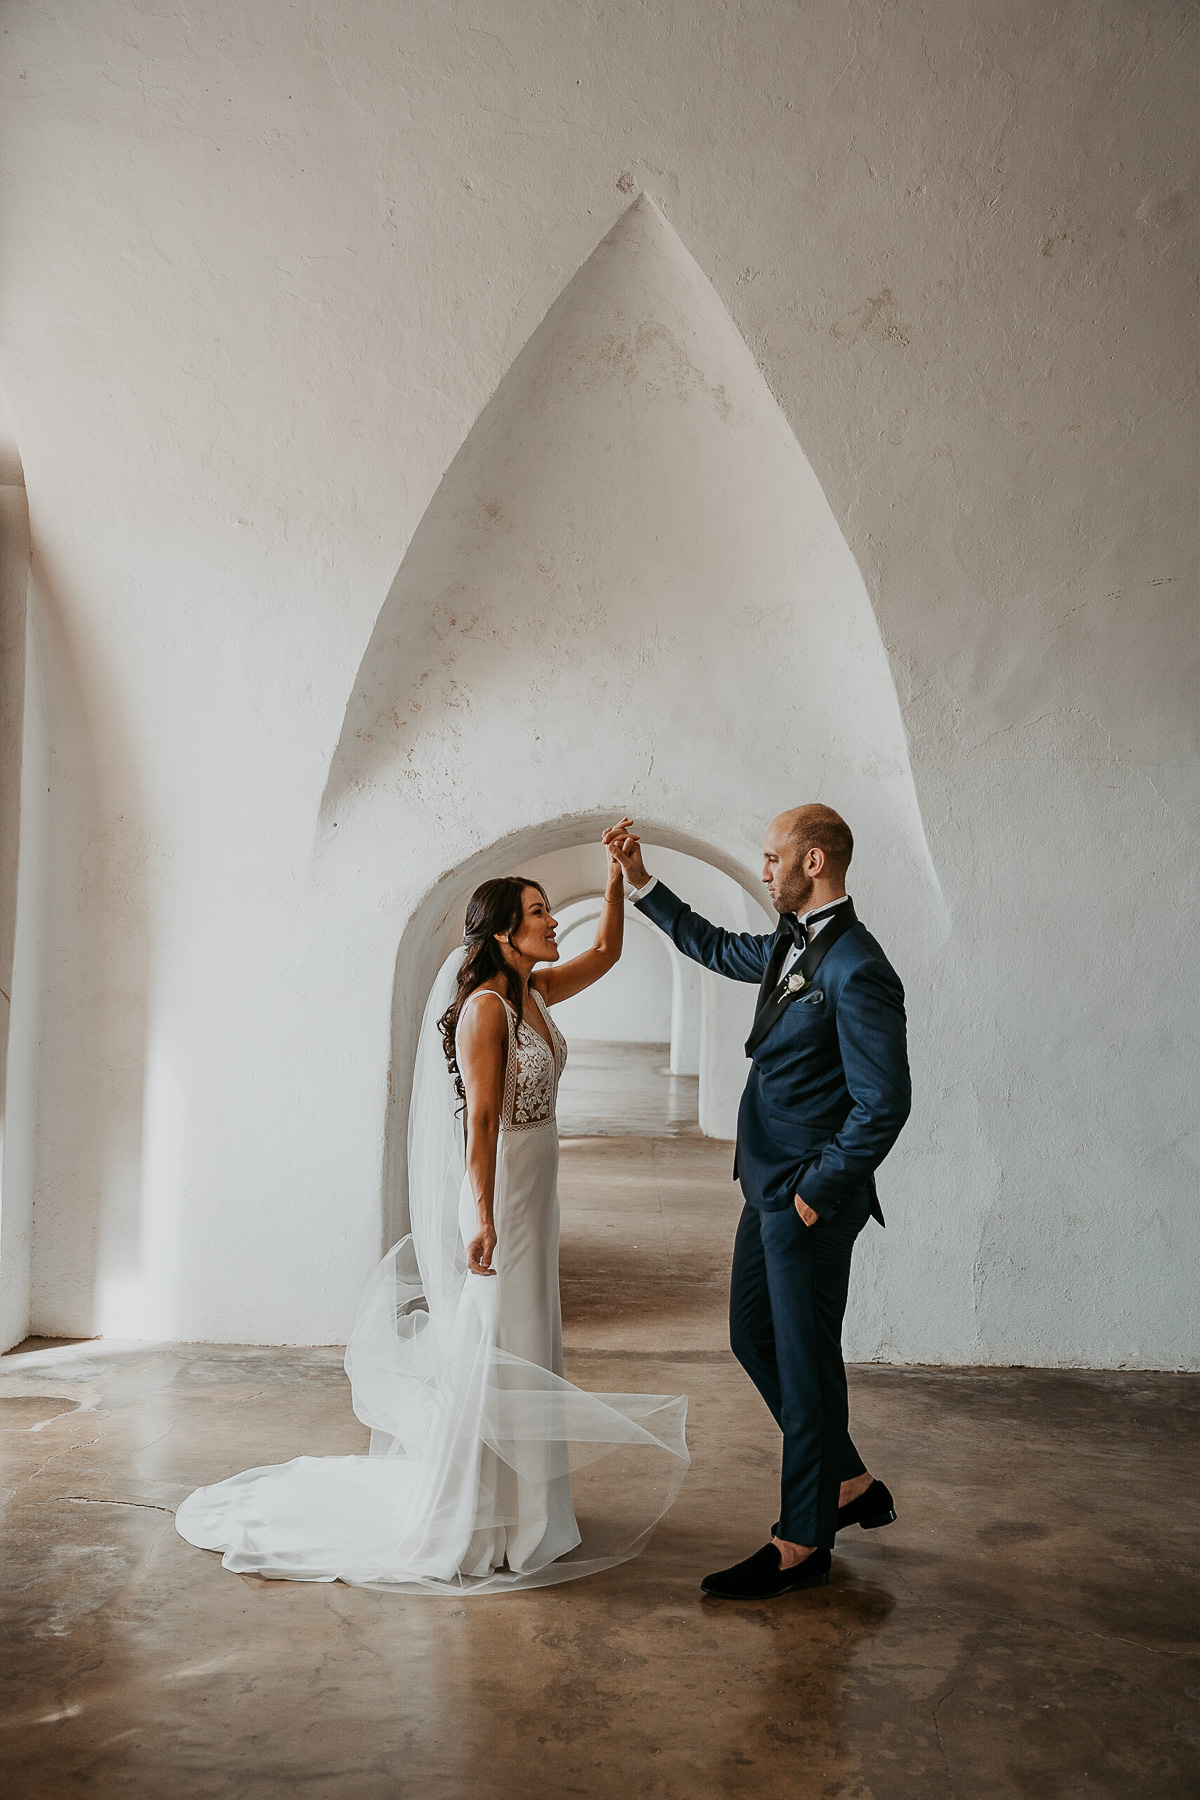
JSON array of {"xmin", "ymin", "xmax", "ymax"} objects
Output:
[{"xmin": 635, "ymin": 880, "xmax": 911, "ymax": 1549}]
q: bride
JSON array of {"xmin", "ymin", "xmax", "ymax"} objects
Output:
[{"xmin": 176, "ymin": 828, "xmax": 689, "ymax": 1594}]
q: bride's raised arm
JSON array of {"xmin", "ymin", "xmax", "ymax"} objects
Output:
[{"xmin": 532, "ymin": 829, "xmax": 627, "ymax": 1008}]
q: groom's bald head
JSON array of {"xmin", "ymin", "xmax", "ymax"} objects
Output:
[
  {"xmin": 774, "ymin": 804, "xmax": 854, "ymax": 883},
  {"xmin": 761, "ymin": 804, "xmax": 853, "ymax": 914}
]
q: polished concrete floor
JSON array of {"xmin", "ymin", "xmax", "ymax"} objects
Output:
[
  {"xmin": 556, "ymin": 1039, "xmax": 699, "ymax": 1139},
  {"xmin": 2, "ymin": 1051, "xmax": 1197, "ymax": 1797}
]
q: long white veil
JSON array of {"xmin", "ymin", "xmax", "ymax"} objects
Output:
[
  {"xmin": 342, "ymin": 948, "xmax": 475, "ymax": 1461},
  {"xmin": 338, "ymin": 950, "xmax": 690, "ymax": 1593}
]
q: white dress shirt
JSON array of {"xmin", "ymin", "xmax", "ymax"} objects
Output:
[
  {"xmin": 780, "ymin": 895, "xmax": 853, "ymax": 975},
  {"xmin": 627, "ymin": 876, "xmax": 851, "ymax": 976}
]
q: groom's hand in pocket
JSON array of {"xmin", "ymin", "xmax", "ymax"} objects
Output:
[{"xmin": 794, "ymin": 1195, "xmax": 819, "ymax": 1228}]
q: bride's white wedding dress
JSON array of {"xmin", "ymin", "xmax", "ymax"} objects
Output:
[{"xmin": 175, "ymin": 957, "xmax": 689, "ymax": 1595}]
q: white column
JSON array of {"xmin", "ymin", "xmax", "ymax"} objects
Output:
[
  {"xmin": 698, "ymin": 969, "xmax": 757, "ymax": 1141},
  {"xmin": 668, "ymin": 947, "xmax": 701, "ymax": 1075}
]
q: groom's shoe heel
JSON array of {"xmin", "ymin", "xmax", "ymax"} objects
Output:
[
  {"xmin": 836, "ymin": 1479, "xmax": 896, "ymax": 1534},
  {"xmin": 795, "ymin": 1564, "xmax": 830, "ymax": 1588}
]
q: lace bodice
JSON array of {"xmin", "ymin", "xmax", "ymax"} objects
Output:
[{"xmin": 460, "ymin": 988, "xmax": 567, "ymax": 1131}]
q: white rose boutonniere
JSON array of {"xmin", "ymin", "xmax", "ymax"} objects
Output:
[{"xmin": 783, "ymin": 971, "xmax": 807, "ymax": 996}]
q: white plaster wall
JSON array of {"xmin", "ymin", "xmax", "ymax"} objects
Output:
[
  {"xmin": 0, "ymin": 398, "xmax": 36, "ymax": 1350},
  {"xmin": 1, "ymin": 582, "xmax": 50, "ymax": 1351},
  {"xmin": 0, "ymin": 1, "xmax": 1194, "ymax": 1363}
]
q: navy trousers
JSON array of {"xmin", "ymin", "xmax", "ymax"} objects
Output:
[{"xmin": 729, "ymin": 1186, "xmax": 874, "ymax": 1548}]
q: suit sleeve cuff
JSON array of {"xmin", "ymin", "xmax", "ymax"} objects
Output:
[
  {"xmin": 794, "ymin": 1166, "xmax": 839, "ymax": 1221},
  {"xmin": 628, "ymin": 874, "xmax": 659, "ymax": 901}
]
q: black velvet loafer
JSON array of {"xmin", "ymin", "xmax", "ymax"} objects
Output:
[
  {"xmin": 836, "ymin": 1478, "xmax": 897, "ymax": 1533},
  {"xmin": 700, "ymin": 1542, "xmax": 831, "ymax": 1599}
]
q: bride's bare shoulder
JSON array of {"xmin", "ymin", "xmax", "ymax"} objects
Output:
[
  {"xmin": 456, "ymin": 984, "xmax": 509, "ymax": 1044},
  {"xmin": 469, "ymin": 979, "xmax": 509, "ymax": 1004}
]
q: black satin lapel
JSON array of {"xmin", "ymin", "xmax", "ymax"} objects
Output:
[
  {"xmin": 756, "ymin": 929, "xmax": 792, "ymax": 1012},
  {"xmin": 743, "ymin": 901, "xmax": 858, "ymax": 1058}
]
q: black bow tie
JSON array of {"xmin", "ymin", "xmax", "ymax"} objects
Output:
[
  {"xmin": 782, "ymin": 903, "xmax": 846, "ymax": 951},
  {"xmin": 781, "ymin": 914, "xmax": 808, "ymax": 951}
]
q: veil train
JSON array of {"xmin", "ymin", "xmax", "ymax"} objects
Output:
[{"xmin": 176, "ymin": 949, "xmax": 689, "ymax": 1594}]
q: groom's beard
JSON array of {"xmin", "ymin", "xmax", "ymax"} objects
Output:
[{"xmin": 774, "ymin": 872, "xmax": 814, "ymax": 916}]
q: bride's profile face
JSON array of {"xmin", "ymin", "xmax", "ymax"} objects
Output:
[{"xmin": 505, "ymin": 886, "xmax": 559, "ymax": 965}]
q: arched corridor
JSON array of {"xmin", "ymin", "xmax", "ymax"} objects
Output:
[
  {"xmin": 509, "ymin": 840, "xmax": 769, "ymax": 1143},
  {"xmin": 379, "ymin": 827, "xmax": 773, "ymax": 1248}
]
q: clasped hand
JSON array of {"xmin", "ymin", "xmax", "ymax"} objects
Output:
[{"xmin": 602, "ymin": 819, "xmax": 648, "ymax": 889}]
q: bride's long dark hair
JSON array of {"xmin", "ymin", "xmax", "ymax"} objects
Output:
[{"xmin": 438, "ymin": 876, "xmax": 550, "ymax": 1108}]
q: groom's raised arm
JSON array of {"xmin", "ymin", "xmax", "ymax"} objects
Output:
[{"xmin": 633, "ymin": 880, "xmax": 773, "ymax": 984}]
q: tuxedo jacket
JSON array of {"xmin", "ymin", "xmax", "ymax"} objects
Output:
[{"xmin": 635, "ymin": 882, "xmax": 911, "ymax": 1224}]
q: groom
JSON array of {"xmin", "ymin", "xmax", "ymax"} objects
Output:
[{"xmin": 605, "ymin": 806, "xmax": 911, "ymax": 1599}]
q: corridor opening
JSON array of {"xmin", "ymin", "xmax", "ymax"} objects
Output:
[
  {"xmin": 504, "ymin": 838, "xmax": 772, "ymax": 1144},
  {"xmin": 549, "ymin": 896, "xmax": 699, "ymax": 1139}
]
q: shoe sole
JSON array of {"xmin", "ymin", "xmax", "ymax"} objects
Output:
[
  {"xmin": 783, "ymin": 1570, "xmax": 830, "ymax": 1592},
  {"xmin": 836, "ymin": 1508, "xmax": 897, "ymax": 1533}
]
